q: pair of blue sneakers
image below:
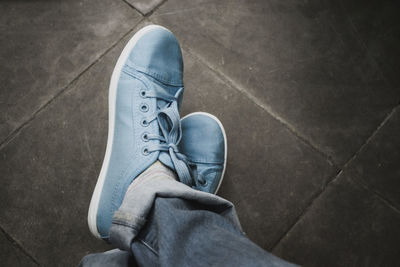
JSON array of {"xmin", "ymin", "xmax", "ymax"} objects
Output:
[{"xmin": 88, "ymin": 25, "xmax": 227, "ymax": 239}]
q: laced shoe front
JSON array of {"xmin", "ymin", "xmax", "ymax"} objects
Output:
[{"xmin": 88, "ymin": 25, "xmax": 194, "ymax": 239}]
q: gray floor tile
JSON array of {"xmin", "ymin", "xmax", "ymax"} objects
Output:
[
  {"xmin": 0, "ymin": 23, "xmax": 134, "ymax": 266},
  {"xmin": 0, "ymin": 229, "xmax": 38, "ymax": 267},
  {"xmin": 152, "ymin": 0, "xmax": 400, "ymax": 165},
  {"xmin": 273, "ymin": 175, "xmax": 400, "ymax": 266},
  {"xmin": 342, "ymin": 107, "xmax": 400, "ymax": 210},
  {"xmin": 181, "ymin": 50, "xmax": 337, "ymax": 249},
  {"xmin": 338, "ymin": 0, "xmax": 400, "ymax": 87},
  {"xmin": 0, "ymin": 0, "xmax": 141, "ymax": 143},
  {"xmin": 125, "ymin": 0, "xmax": 164, "ymax": 15}
]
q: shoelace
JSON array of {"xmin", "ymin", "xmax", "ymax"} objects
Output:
[{"xmin": 140, "ymin": 85, "xmax": 200, "ymax": 186}]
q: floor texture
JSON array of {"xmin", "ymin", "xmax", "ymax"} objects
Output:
[{"xmin": 1, "ymin": 0, "xmax": 399, "ymax": 266}]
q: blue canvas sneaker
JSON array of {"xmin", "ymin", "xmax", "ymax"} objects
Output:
[
  {"xmin": 180, "ymin": 112, "xmax": 227, "ymax": 194},
  {"xmin": 88, "ymin": 25, "xmax": 194, "ymax": 239}
]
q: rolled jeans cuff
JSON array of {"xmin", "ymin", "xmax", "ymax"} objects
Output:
[{"xmin": 109, "ymin": 176, "xmax": 239, "ymax": 251}]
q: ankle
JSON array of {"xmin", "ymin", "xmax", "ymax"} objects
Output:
[{"xmin": 126, "ymin": 161, "xmax": 177, "ymax": 193}]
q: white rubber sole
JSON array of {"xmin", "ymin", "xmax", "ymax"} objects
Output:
[
  {"xmin": 87, "ymin": 25, "xmax": 171, "ymax": 239},
  {"xmin": 181, "ymin": 112, "xmax": 228, "ymax": 194}
]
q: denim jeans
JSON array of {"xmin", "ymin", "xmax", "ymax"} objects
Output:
[{"xmin": 80, "ymin": 175, "xmax": 296, "ymax": 266}]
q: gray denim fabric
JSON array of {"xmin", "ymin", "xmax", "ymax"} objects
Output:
[
  {"xmin": 80, "ymin": 175, "xmax": 297, "ymax": 266},
  {"xmin": 79, "ymin": 249, "xmax": 135, "ymax": 267},
  {"xmin": 109, "ymin": 176, "xmax": 240, "ymax": 251}
]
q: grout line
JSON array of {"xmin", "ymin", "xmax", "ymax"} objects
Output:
[
  {"xmin": 350, "ymin": 176, "xmax": 400, "ymax": 215},
  {"xmin": 121, "ymin": 0, "xmax": 168, "ymax": 17},
  {"xmin": 147, "ymin": 0, "xmax": 168, "ymax": 16},
  {"xmin": 0, "ymin": 19, "xmax": 146, "ymax": 152},
  {"xmin": 121, "ymin": 0, "xmax": 144, "ymax": 15},
  {"xmin": 270, "ymin": 102, "xmax": 400, "ymax": 251},
  {"xmin": 270, "ymin": 168, "xmax": 342, "ymax": 251},
  {"xmin": 337, "ymin": 1, "xmax": 392, "ymax": 88},
  {"xmin": 0, "ymin": 225, "xmax": 41, "ymax": 266},
  {"xmin": 347, "ymin": 104, "xmax": 400, "ymax": 215},
  {"xmin": 180, "ymin": 44, "xmax": 337, "ymax": 167}
]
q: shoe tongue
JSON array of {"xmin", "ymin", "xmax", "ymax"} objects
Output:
[
  {"xmin": 145, "ymin": 75, "xmax": 183, "ymax": 109},
  {"xmin": 158, "ymin": 152, "xmax": 175, "ymax": 170}
]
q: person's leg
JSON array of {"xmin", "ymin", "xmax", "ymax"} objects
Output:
[
  {"xmin": 109, "ymin": 162, "xmax": 296, "ymax": 267},
  {"xmin": 83, "ymin": 24, "xmax": 296, "ymax": 266}
]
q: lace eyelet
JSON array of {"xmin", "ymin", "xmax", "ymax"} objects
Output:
[
  {"xmin": 141, "ymin": 132, "xmax": 149, "ymax": 142},
  {"xmin": 199, "ymin": 180, "xmax": 207, "ymax": 186},
  {"xmin": 140, "ymin": 103, "xmax": 149, "ymax": 112},
  {"xmin": 139, "ymin": 89, "xmax": 146, "ymax": 98},
  {"xmin": 142, "ymin": 147, "xmax": 150, "ymax": 156},
  {"xmin": 140, "ymin": 118, "xmax": 149, "ymax": 127}
]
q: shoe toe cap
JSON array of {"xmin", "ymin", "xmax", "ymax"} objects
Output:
[
  {"xmin": 127, "ymin": 26, "xmax": 183, "ymax": 85},
  {"xmin": 180, "ymin": 114, "xmax": 226, "ymax": 164}
]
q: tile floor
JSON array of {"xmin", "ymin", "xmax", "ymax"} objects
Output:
[{"xmin": 1, "ymin": 0, "xmax": 399, "ymax": 266}]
